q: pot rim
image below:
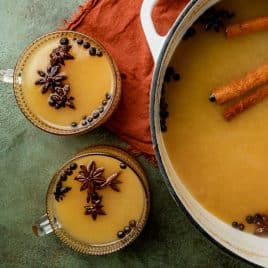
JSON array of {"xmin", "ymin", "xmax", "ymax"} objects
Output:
[{"xmin": 149, "ymin": 1, "xmax": 260, "ymax": 266}]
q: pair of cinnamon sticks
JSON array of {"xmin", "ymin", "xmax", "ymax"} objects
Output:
[{"xmin": 210, "ymin": 15, "xmax": 268, "ymax": 121}]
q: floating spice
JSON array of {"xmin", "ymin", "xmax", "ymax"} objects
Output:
[
  {"xmin": 35, "ymin": 65, "xmax": 66, "ymax": 94},
  {"xmin": 182, "ymin": 8, "xmax": 235, "ymax": 41},
  {"xmin": 226, "ymin": 16, "xmax": 268, "ymax": 38},
  {"xmin": 245, "ymin": 214, "xmax": 268, "ymax": 236},
  {"xmin": 231, "ymin": 221, "xmax": 244, "ymax": 231},
  {"xmin": 35, "ymin": 38, "xmax": 75, "ymax": 109},
  {"xmin": 223, "ymin": 84, "xmax": 268, "ymax": 121},
  {"xmin": 49, "ymin": 85, "xmax": 75, "ymax": 109},
  {"xmin": 84, "ymin": 198, "xmax": 106, "ymax": 220},
  {"xmin": 54, "ymin": 173, "xmax": 72, "ymax": 202},
  {"xmin": 210, "ymin": 63, "xmax": 268, "ymax": 104},
  {"xmin": 75, "ymin": 161, "xmax": 122, "ymax": 220},
  {"xmin": 197, "ymin": 7, "xmax": 235, "ymax": 32},
  {"xmin": 83, "ymin": 42, "xmax": 90, "ymax": 49},
  {"xmin": 116, "ymin": 219, "xmax": 137, "ymax": 239},
  {"xmin": 160, "ymin": 66, "xmax": 180, "ymax": 133},
  {"xmin": 183, "ymin": 27, "xmax": 196, "ymax": 40},
  {"xmin": 50, "ymin": 44, "xmax": 74, "ymax": 66}
]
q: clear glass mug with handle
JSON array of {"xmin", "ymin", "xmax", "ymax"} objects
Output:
[
  {"xmin": 31, "ymin": 145, "xmax": 150, "ymax": 255},
  {"xmin": 0, "ymin": 31, "xmax": 121, "ymax": 136}
]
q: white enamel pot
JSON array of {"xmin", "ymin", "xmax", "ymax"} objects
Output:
[{"xmin": 141, "ymin": 0, "xmax": 268, "ymax": 266}]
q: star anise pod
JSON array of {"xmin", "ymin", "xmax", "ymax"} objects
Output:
[
  {"xmin": 35, "ymin": 65, "xmax": 67, "ymax": 94},
  {"xmin": 49, "ymin": 85, "xmax": 75, "ymax": 109},
  {"xmin": 50, "ymin": 45, "xmax": 74, "ymax": 66},
  {"xmin": 75, "ymin": 161, "xmax": 106, "ymax": 202},
  {"xmin": 100, "ymin": 172, "xmax": 121, "ymax": 192},
  {"xmin": 84, "ymin": 198, "xmax": 106, "ymax": 220},
  {"xmin": 254, "ymin": 214, "xmax": 268, "ymax": 235}
]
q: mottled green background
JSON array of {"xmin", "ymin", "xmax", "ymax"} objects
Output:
[{"xmin": 0, "ymin": 1, "xmax": 254, "ymax": 267}]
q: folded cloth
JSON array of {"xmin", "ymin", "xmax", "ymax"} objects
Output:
[{"xmin": 61, "ymin": 0, "xmax": 189, "ymax": 158}]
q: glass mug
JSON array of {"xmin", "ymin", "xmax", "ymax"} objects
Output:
[
  {"xmin": 32, "ymin": 145, "xmax": 150, "ymax": 255},
  {"xmin": 0, "ymin": 31, "xmax": 121, "ymax": 135}
]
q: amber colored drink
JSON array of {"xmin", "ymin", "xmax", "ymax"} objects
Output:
[
  {"xmin": 14, "ymin": 31, "xmax": 121, "ymax": 135},
  {"xmin": 45, "ymin": 146, "xmax": 149, "ymax": 254},
  {"xmin": 163, "ymin": 0, "xmax": 268, "ymax": 233}
]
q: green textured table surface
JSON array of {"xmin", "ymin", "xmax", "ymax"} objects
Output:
[{"xmin": 0, "ymin": 1, "xmax": 254, "ymax": 267}]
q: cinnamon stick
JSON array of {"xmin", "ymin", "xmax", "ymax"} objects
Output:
[
  {"xmin": 223, "ymin": 84, "xmax": 268, "ymax": 121},
  {"xmin": 226, "ymin": 16, "xmax": 268, "ymax": 38},
  {"xmin": 209, "ymin": 64, "xmax": 268, "ymax": 104}
]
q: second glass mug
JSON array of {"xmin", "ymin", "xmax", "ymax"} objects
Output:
[
  {"xmin": 0, "ymin": 30, "xmax": 122, "ymax": 136},
  {"xmin": 31, "ymin": 145, "xmax": 150, "ymax": 255}
]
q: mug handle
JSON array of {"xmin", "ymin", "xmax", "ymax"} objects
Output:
[
  {"xmin": 0, "ymin": 69, "xmax": 14, "ymax": 84},
  {"xmin": 32, "ymin": 214, "xmax": 55, "ymax": 237}
]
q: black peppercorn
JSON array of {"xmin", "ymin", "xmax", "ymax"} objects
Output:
[
  {"xmin": 71, "ymin": 122, "xmax": 77, "ymax": 128},
  {"xmin": 65, "ymin": 168, "xmax": 73, "ymax": 176},
  {"xmin": 183, "ymin": 27, "xmax": 196, "ymax": 40},
  {"xmin": 106, "ymin": 93, "xmax": 112, "ymax": 100},
  {"xmin": 98, "ymin": 106, "xmax": 104, "ymax": 113},
  {"xmin": 61, "ymin": 187, "xmax": 71, "ymax": 194},
  {"xmin": 166, "ymin": 66, "xmax": 175, "ymax": 76},
  {"xmin": 82, "ymin": 120, "xmax": 88, "ymax": 126},
  {"xmin": 129, "ymin": 220, "xmax": 136, "ymax": 227},
  {"xmin": 70, "ymin": 163, "xmax": 77, "ymax": 170},
  {"xmin": 117, "ymin": 231, "xmax": 125, "ymax": 239},
  {"xmin": 123, "ymin": 226, "xmax": 131, "ymax": 234},
  {"xmin": 89, "ymin": 47, "xmax": 96, "ymax": 56},
  {"xmin": 254, "ymin": 213, "xmax": 263, "ymax": 224},
  {"xmin": 164, "ymin": 73, "xmax": 171, "ymax": 83},
  {"xmin": 102, "ymin": 100, "xmax": 108, "ymax": 106},
  {"xmin": 77, "ymin": 39, "xmax": 83, "ymax": 45},
  {"xmin": 160, "ymin": 110, "xmax": 169, "ymax": 119},
  {"xmin": 93, "ymin": 111, "xmax": 100, "ymax": 119},
  {"xmin": 60, "ymin": 174, "xmax": 67, "ymax": 181},
  {"xmin": 246, "ymin": 215, "xmax": 254, "ymax": 224},
  {"xmin": 120, "ymin": 162, "xmax": 127, "ymax": 169},
  {"xmin": 91, "ymin": 192, "xmax": 100, "ymax": 203},
  {"xmin": 87, "ymin": 117, "xmax": 93, "ymax": 123},
  {"xmin": 96, "ymin": 50, "xmax": 103, "ymax": 57},
  {"xmin": 161, "ymin": 124, "xmax": 167, "ymax": 132},
  {"xmin": 83, "ymin": 42, "xmax": 90, "ymax": 49},
  {"xmin": 60, "ymin": 37, "xmax": 69, "ymax": 45},
  {"xmin": 238, "ymin": 223, "xmax": 245, "ymax": 231},
  {"xmin": 173, "ymin": 73, "xmax": 181, "ymax": 81},
  {"xmin": 56, "ymin": 181, "xmax": 62, "ymax": 190},
  {"xmin": 232, "ymin": 221, "xmax": 238, "ymax": 228}
]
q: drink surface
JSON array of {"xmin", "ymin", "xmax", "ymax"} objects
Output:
[
  {"xmin": 163, "ymin": 0, "xmax": 268, "ymax": 232},
  {"xmin": 53, "ymin": 153, "xmax": 146, "ymax": 244},
  {"xmin": 18, "ymin": 32, "xmax": 116, "ymax": 130}
]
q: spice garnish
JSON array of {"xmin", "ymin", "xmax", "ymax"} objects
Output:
[
  {"xmin": 182, "ymin": 8, "xmax": 235, "ymax": 40},
  {"xmin": 35, "ymin": 37, "xmax": 75, "ymax": 109},
  {"xmin": 246, "ymin": 214, "xmax": 268, "ymax": 236},
  {"xmin": 75, "ymin": 161, "xmax": 122, "ymax": 220},
  {"xmin": 209, "ymin": 63, "xmax": 268, "ymax": 105},
  {"xmin": 197, "ymin": 7, "xmax": 235, "ymax": 32},
  {"xmin": 75, "ymin": 161, "xmax": 106, "ymax": 202},
  {"xmin": 50, "ymin": 45, "xmax": 74, "ymax": 66},
  {"xmin": 226, "ymin": 16, "xmax": 268, "ymax": 38},
  {"xmin": 100, "ymin": 172, "xmax": 121, "ymax": 192},
  {"xmin": 84, "ymin": 198, "xmax": 106, "ymax": 220},
  {"xmin": 160, "ymin": 66, "xmax": 181, "ymax": 132},
  {"xmin": 35, "ymin": 65, "xmax": 66, "ymax": 94},
  {"xmin": 223, "ymin": 84, "xmax": 268, "ymax": 121}
]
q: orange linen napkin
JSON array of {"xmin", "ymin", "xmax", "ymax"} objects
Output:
[{"xmin": 61, "ymin": 0, "xmax": 189, "ymax": 159}]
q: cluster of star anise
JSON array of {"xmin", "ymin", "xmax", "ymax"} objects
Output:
[
  {"xmin": 75, "ymin": 161, "xmax": 121, "ymax": 220},
  {"xmin": 35, "ymin": 41, "xmax": 75, "ymax": 109}
]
